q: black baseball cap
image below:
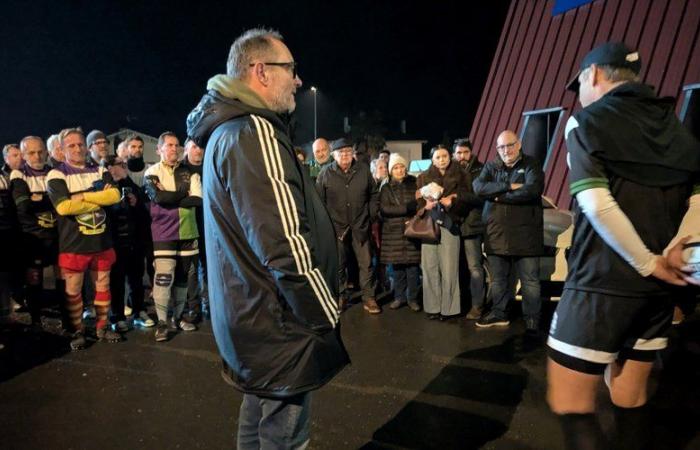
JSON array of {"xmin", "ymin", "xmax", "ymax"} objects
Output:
[
  {"xmin": 331, "ymin": 137, "xmax": 353, "ymax": 151},
  {"xmin": 566, "ymin": 42, "xmax": 642, "ymax": 92}
]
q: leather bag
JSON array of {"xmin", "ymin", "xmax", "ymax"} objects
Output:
[{"xmin": 404, "ymin": 207, "xmax": 440, "ymax": 244}]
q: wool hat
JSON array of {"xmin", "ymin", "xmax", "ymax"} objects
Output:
[
  {"xmin": 86, "ymin": 130, "xmax": 109, "ymax": 148},
  {"xmin": 388, "ymin": 153, "xmax": 407, "ymax": 174},
  {"xmin": 566, "ymin": 42, "xmax": 641, "ymax": 92}
]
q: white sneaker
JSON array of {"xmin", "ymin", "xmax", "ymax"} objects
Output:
[
  {"xmin": 124, "ymin": 305, "xmax": 133, "ymax": 317},
  {"xmin": 136, "ymin": 311, "xmax": 155, "ymax": 328}
]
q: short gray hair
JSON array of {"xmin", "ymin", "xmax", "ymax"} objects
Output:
[
  {"xmin": 226, "ymin": 28, "xmax": 283, "ymax": 79},
  {"xmin": 580, "ymin": 64, "xmax": 640, "ymax": 84},
  {"xmin": 46, "ymin": 134, "xmax": 60, "ymax": 151},
  {"xmin": 20, "ymin": 136, "xmax": 45, "ymax": 153},
  {"xmin": 3, "ymin": 143, "xmax": 19, "ymax": 158}
]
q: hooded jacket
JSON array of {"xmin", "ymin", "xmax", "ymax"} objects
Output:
[{"xmin": 186, "ymin": 75, "xmax": 349, "ymax": 397}]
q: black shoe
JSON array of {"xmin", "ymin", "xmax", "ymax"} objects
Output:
[
  {"xmin": 476, "ymin": 313, "xmax": 510, "ymax": 328},
  {"xmin": 69, "ymin": 331, "xmax": 86, "ymax": 351},
  {"xmin": 96, "ymin": 327, "xmax": 122, "ymax": 343},
  {"xmin": 155, "ymin": 320, "xmax": 169, "ymax": 342},
  {"xmin": 426, "ymin": 313, "xmax": 441, "ymax": 320}
]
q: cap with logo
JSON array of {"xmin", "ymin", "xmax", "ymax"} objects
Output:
[{"xmin": 566, "ymin": 42, "xmax": 641, "ymax": 92}]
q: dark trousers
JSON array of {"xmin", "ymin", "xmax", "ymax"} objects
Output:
[
  {"xmin": 110, "ymin": 245, "xmax": 146, "ymax": 322},
  {"xmin": 487, "ymin": 254, "xmax": 541, "ymax": 323},
  {"xmin": 390, "ymin": 264, "xmax": 419, "ymax": 303},
  {"xmin": 237, "ymin": 392, "xmax": 311, "ymax": 450},
  {"xmin": 338, "ymin": 232, "xmax": 376, "ymax": 301},
  {"xmin": 463, "ymin": 235, "xmax": 486, "ymax": 308}
]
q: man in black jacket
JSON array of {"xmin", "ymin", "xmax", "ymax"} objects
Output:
[
  {"xmin": 317, "ymin": 138, "xmax": 380, "ymax": 314},
  {"xmin": 473, "ymin": 130, "xmax": 544, "ymax": 332},
  {"xmin": 186, "ymin": 28, "xmax": 349, "ymax": 448},
  {"xmin": 454, "ymin": 138, "xmax": 487, "ymax": 319}
]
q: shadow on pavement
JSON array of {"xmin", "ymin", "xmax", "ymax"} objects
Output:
[{"xmin": 362, "ymin": 336, "xmax": 529, "ymax": 449}]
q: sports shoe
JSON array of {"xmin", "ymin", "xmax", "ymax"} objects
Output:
[
  {"xmin": 136, "ymin": 311, "xmax": 155, "ymax": 328},
  {"xmin": 70, "ymin": 331, "xmax": 86, "ymax": 351},
  {"xmin": 124, "ymin": 305, "xmax": 133, "ymax": 317},
  {"xmin": 114, "ymin": 320, "xmax": 129, "ymax": 333},
  {"xmin": 82, "ymin": 306, "xmax": 96, "ymax": 320},
  {"xmin": 96, "ymin": 327, "xmax": 122, "ymax": 343},
  {"xmin": 363, "ymin": 298, "xmax": 382, "ymax": 314},
  {"xmin": 475, "ymin": 313, "xmax": 510, "ymax": 328},
  {"xmin": 426, "ymin": 313, "xmax": 441, "ymax": 320},
  {"xmin": 171, "ymin": 318, "xmax": 197, "ymax": 332},
  {"xmin": 155, "ymin": 321, "xmax": 169, "ymax": 342},
  {"xmin": 465, "ymin": 306, "xmax": 483, "ymax": 320},
  {"xmin": 389, "ymin": 299, "xmax": 405, "ymax": 310},
  {"xmin": 407, "ymin": 300, "xmax": 422, "ymax": 312}
]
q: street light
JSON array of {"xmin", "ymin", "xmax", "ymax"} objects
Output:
[{"xmin": 310, "ymin": 86, "xmax": 317, "ymax": 139}]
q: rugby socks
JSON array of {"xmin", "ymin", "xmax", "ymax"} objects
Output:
[
  {"xmin": 94, "ymin": 290, "xmax": 111, "ymax": 330},
  {"xmin": 558, "ymin": 413, "xmax": 608, "ymax": 450},
  {"xmin": 65, "ymin": 292, "xmax": 84, "ymax": 332},
  {"xmin": 612, "ymin": 404, "xmax": 651, "ymax": 450}
]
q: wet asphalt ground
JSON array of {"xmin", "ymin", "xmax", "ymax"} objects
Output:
[{"xmin": 1, "ymin": 297, "xmax": 699, "ymax": 450}]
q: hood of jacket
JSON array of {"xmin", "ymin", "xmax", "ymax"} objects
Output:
[
  {"xmin": 186, "ymin": 74, "xmax": 290, "ymax": 148},
  {"xmin": 574, "ymin": 82, "xmax": 700, "ymax": 186}
]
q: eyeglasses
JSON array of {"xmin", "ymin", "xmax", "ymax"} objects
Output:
[
  {"xmin": 249, "ymin": 61, "xmax": 297, "ymax": 78},
  {"xmin": 496, "ymin": 142, "xmax": 517, "ymax": 151}
]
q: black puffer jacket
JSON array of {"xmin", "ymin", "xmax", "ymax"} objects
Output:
[
  {"xmin": 187, "ymin": 82, "xmax": 349, "ymax": 397},
  {"xmin": 473, "ymin": 154, "xmax": 544, "ymax": 256},
  {"xmin": 379, "ymin": 175, "xmax": 421, "ymax": 265},
  {"xmin": 416, "ymin": 161, "xmax": 470, "ymax": 234}
]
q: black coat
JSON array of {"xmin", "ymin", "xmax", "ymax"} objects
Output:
[
  {"xmin": 473, "ymin": 153, "xmax": 544, "ymax": 256},
  {"xmin": 458, "ymin": 158, "xmax": 486, "ymax": 237},
  {"xmin": 379, "ymin": 175, "xmax": 421, "ymax": 265},
  {"xmin": 316, "ymin": 160, "xmax": 378, "ymax": 244},
  {"xmin": 187, "ymin": 88, "xmax": 349, "ymax": 397}
]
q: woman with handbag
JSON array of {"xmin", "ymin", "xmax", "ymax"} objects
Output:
[
  {"xmin": 379, "ymin": 154, "xmax": 422, "ymax": 311},
  {"xmin": 416, "ymin": 145, "xmax": 470, "ymax": 320}
]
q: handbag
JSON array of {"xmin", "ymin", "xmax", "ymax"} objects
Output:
[{"xmin": 404, "ymin": 207, "xmax": 440, "ymax": 243}]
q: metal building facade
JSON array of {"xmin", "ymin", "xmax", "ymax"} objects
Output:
[{"xmin": 470, "ymin": 0, "xmax": 700, "ymax": 207}]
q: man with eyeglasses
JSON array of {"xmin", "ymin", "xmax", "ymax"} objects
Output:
[
  {"xmin": 546, "ymin": 42, "xmax": 700, "ymax": 450},
  {"xmin": 186, "ymin": 28, "xmax": 348, "ymax": 448},
  {"xmin": 453, "ymin": 138, "xmax": 487, "ymax": 320},
  {"xmin": 473, "ymin": 130, "xmax": 544, "ymax": 333},
  {"xmin": 86, "ymin": 130, "xmax": 110, "ymax": 166}
]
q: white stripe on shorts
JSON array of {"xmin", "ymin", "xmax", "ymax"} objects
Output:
[{"xmin": 547, "ymin": 335, "xmax": 618, "ymax": 364}]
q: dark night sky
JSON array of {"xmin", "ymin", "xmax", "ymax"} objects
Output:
[{"xmin": 0, "ymin": 0, "xmax": 510, "ymax": 148}]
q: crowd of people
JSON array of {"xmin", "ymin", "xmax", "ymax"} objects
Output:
[
  {"xmin": 0, "ymin": 129, "xmax": 208, "ymax": 350},
  {"xmin": 1, "ymin": 27, "xmax": 698, "ymax": 450}
]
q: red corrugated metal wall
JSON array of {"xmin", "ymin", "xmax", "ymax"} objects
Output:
[{"xmin": 470, "ymin": 0, "xmax": 700, "ymax": 208}]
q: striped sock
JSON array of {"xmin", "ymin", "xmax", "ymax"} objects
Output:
[
  {"xmin": 94, "ymin": 290, "xmax": 111, "ymax": 330},
  {"xmin": 65, "ymin": 293, "xmax": 84, "ymax": 332}
]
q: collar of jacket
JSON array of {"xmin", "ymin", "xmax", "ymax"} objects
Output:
[{"xmin": 207, "ymin": 74, "xmax": 268, "ymax": 110}]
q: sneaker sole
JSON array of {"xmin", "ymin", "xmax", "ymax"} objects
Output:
[
  {"xmin": 363, "ymin": 306, "xmax": 382, "ymax": 314},
  {"xmin": 155, "ymin": 335, "xmax": 168, "ymax": 342},
  {"xmin": 475, "ymin": 320, "xmax": 510, "ymax": 328}
]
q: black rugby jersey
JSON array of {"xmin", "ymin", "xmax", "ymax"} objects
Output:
[
  {"xmin": 11, "ymin": 163, "xmax": 57, "ymax": 240},
  {"xmin": 564, "ymin": 83, "xmax": 700, "ymax": 297}
]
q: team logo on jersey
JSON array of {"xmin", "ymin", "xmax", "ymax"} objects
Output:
[
  {"xmin": 37, "ymin": 211, "xmax": 57, "ymax": 228},
  {"xmin": 76, "ymin": 209, "xmax": 107, "ymax": 235}
]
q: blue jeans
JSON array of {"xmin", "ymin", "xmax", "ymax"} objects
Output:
[
  {"xmin": 487, "ymin": 255, "xmax": 541, "ymax": 323},
  {"xmin": 390, "ymin": 264, "xmax": 419, "ymax": 303},
  {"xmin": 463, "ymin": 236, "xmax": 485, "ymax": 308},
  {"xmin": 237, "ymin": 392, "xmax": 311, "ymax": 450}
]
